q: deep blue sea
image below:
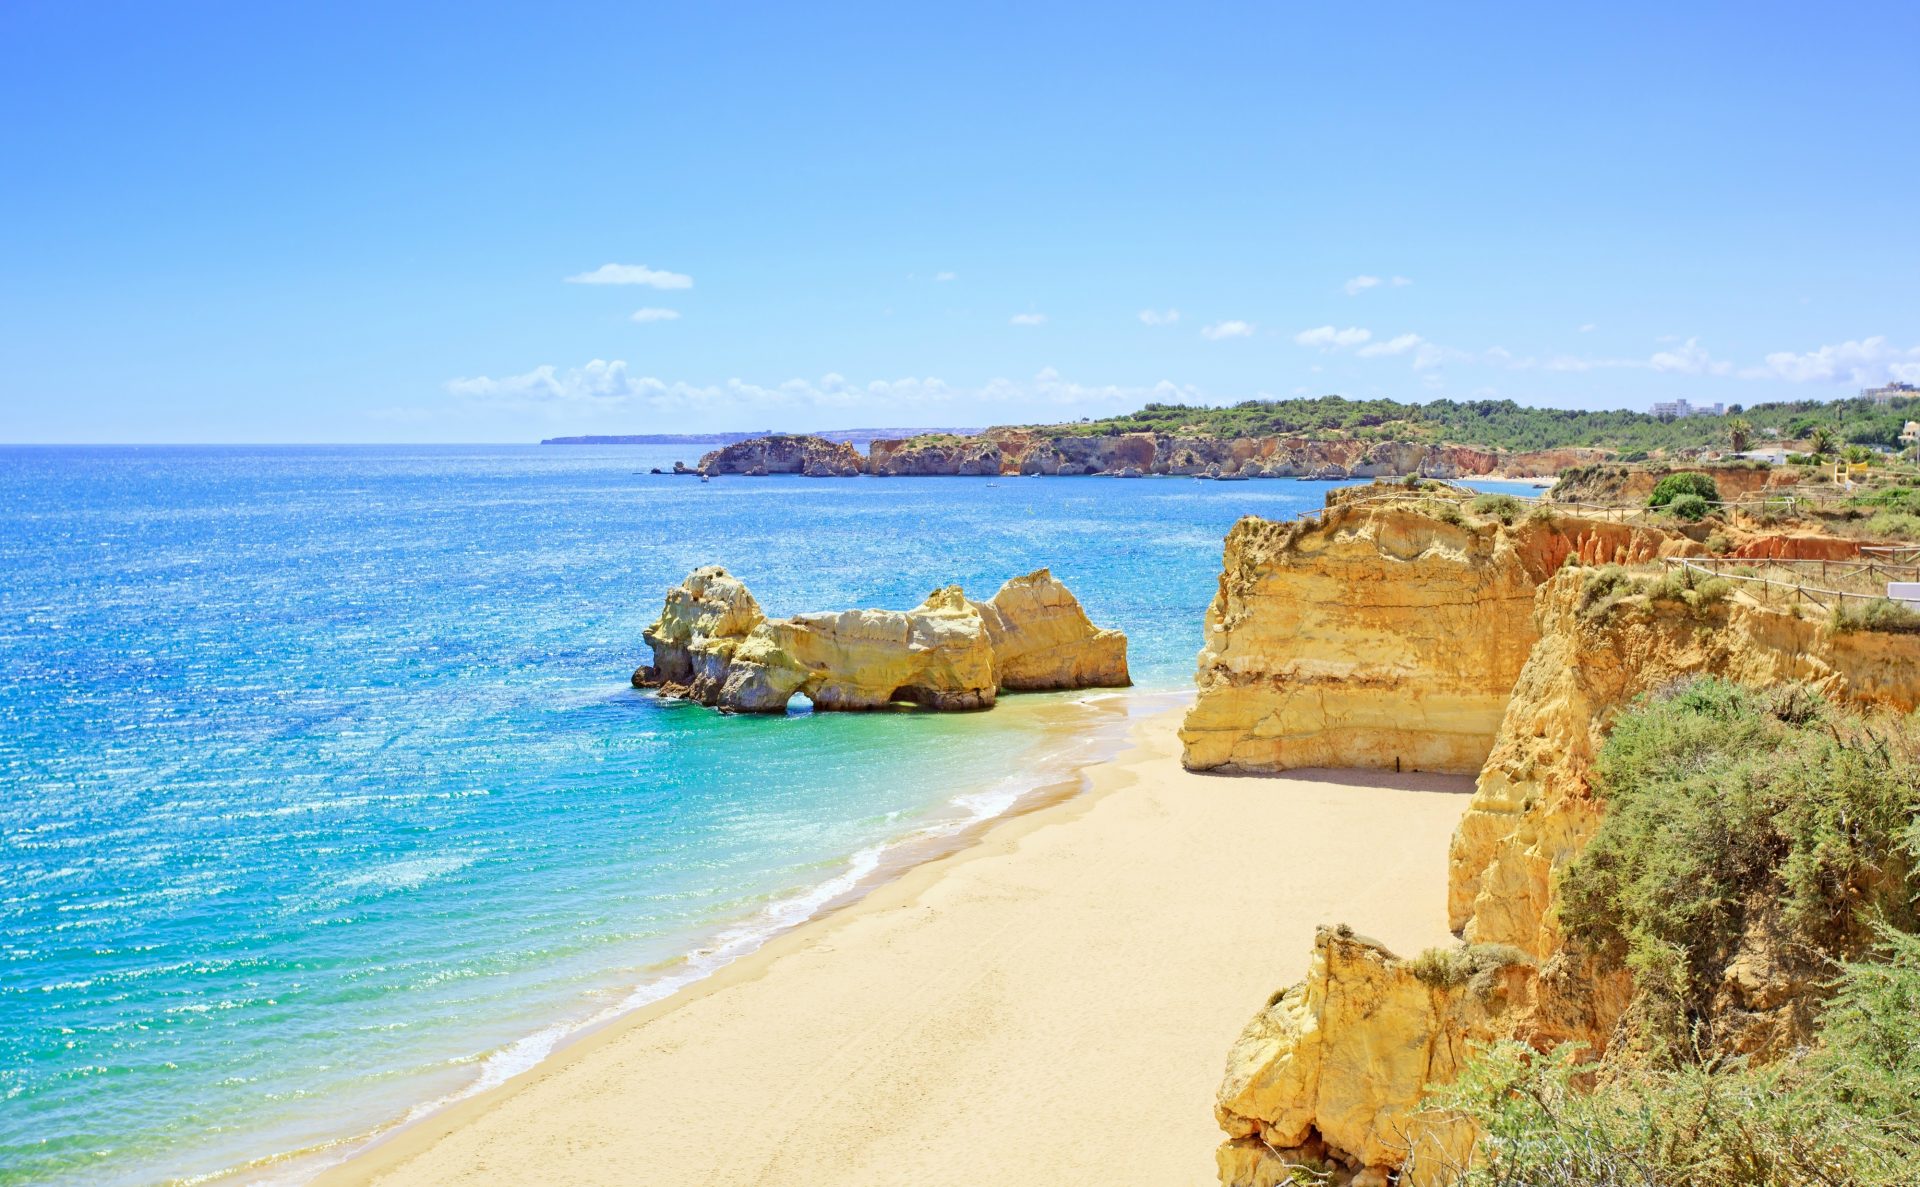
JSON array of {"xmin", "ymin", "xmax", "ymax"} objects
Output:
[{"xmin": 0, "ymin": 444, "xmax": 1538, "ymax": 1185}]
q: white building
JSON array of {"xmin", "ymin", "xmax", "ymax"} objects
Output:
[
  {"xmin": 1649, "ymin": 399, "xmax": 1725, "ymax": 419},
  {"xmin": 1863, "ymin": 382, "xmax": 1919, "ymax": 406}
]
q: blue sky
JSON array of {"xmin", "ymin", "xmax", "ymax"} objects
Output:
[{"xmin": 3, "ymin": 1, "xmax": 1917, "ymax": 443}]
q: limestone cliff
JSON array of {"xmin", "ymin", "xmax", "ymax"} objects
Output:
[
  {"xmin": 1549, "ymin": 460, "xmax": 1804, "ymax": 504},
  {"xmin": 1210, "ymin": 530, "xmax": 1920, "ymax": 1185},
  {"xmin": 633, "ymin": 567, "xmax": 1128, "ymax": 712},
  {"xmin": 1217, "ymin": 929, "xmax": 1529, "ymax": 1187},
  {"xmin": 972, "ymin": 568, "xmax": 1130, "ymax": 690},
  {"xmin": 1179, "ymin": 501, "xmax": 1690, "ymax": 774},
  {"xmin": 696, "ymin": 434, "xmax": 864, "ymax": 476},
  {"xmin": 634, "ymin": 566, "xmax": 767, "ymax": 702},
  {"xmin": 1450, "ymin": 567, "xmax": 1920, "ymax": 961},
  {"xmin": 865, "ymin": 431, "xmax": 1608, "ymax": 480},
  {"xmin": 693, "ymin": 429, "xmax": 1607, "ymax": 480}
]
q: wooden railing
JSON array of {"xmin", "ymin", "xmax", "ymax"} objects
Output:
[{"xmin": 1658, "ymin": 557, "xmax": 1914, "ymax": 613}]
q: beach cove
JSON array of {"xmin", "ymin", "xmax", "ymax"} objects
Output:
[{"xmin": 316, "ymin": 706, "xmax": 1470, "ymax": 1187}]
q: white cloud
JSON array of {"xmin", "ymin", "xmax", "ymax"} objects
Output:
[
  {"xmin": 630, "ymin": 308, "xmax": 681, "ymax": 323},
  {"xmin": 564, "ymin": 263, "xmax": 693, "ymax": 289},
  {"xmin": 1746, "ymin": 337, "xmax": 1920, "ymax": 385},
  {"xmin": 1356, "ymin": 332, "xmax": 1423, "ymax": 358},
  {"xmin": 445, "ymin": 362, "xmax": 1207, "ymax": 420},
  {"xmin": 934, "ymin": 271, "xmax": 958, "ymax": 282},
  {"xmin": 1010, "ymin": 312, "xmax": 1048, "ymax": 326},
  {"xmin": 1344, "ymin": 275, "xmax": 1411, "ymax": 295},
  {"xmin": 1202, "ymin": 320, "xmax": 1256, "ymax": 341},
  {"xmin": 1648, "ymin": 337, "xmax": 1734, "ymax": 376},
  {"xmin": 1138, "ymin": 308, "xmax": 1181, "ymax": 326},
  {"xmin": 1293, "ymin": 325, "xmax": 1371, "ymax": 349},
  {"xmin": 1578, "ymin": 323, "xmax": 1597, "ymax": 333}
]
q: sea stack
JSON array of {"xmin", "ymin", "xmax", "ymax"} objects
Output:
[{"xmin": 634, "ymin": 566, "xmax": 1129, "ymax": 712}]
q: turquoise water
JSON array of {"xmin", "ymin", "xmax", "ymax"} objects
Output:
[{"xmin": 0, "ymin": 445, "xmax": 1533, "ymax": 1184}]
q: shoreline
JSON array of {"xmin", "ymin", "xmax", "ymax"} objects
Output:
[
  {"xmin": 303, "ymin": 705, "xmax": 1474, "ymax": 1187},
  {"xmin": 214, "ymin": 689, "xmax": 1178, "ymax": 1186}
]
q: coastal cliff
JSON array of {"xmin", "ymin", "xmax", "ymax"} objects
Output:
[
  {"xmin": 703, "ymin": 430, "xmax": 1606, "ymax": 480},
  {"xmin": 696, "ymin": 434, "xmax": 864, "ymax": 476},
  {"xmin": 634, "ymin": 566, "xmax": 1128, "ymax": 712},
  {"xmin": 1178, "ymin": 499, "xmax": 1691, "ymax": 774},
  {"xmin": 1205, "ymin": 505, "xmax": 1920, "ymax": 1186},
  {"xmin": 1549, "ymin": 459, "xmax": 1804, "ymax": 503}
]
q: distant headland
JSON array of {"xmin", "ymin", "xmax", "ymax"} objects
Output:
[
  {"xmin": 540, "ymin": 427, "xmax": 983, "ymax": 447},
  {"xmin": 551, "ymin": 392, "xmax": 1920, "ymax": 480}
]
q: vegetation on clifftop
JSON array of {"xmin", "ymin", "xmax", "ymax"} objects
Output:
[
  {"xmin": 1031, "ymin": 393, "xmax": 1920, "ymax": 454},
  {"xmin": 1428, "ymin": 680, "xmax": 1920, "ymax": 1186}
]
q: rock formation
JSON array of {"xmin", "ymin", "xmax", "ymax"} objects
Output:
[
  {"xmin": 1217, "ymin": 929, "xmax": 1529, "ymax": 1187},
  {"xmin": 1179, "ymin": 500, "xmax": 1692, "ymax": 774},
  {"xmin": 1549, "ymin": 460, "xmax": 1804, "ymax": 504},
  {"xmin": 700, "ymin": 431, "xmax": 1608, "ymax": 481},
  {"xmin": 696, "ymin": 434, "xmax": 863, "ymax": 476},
  {"xmin": 1205, "ymin": 496, "xmax": 1920, "ymax": 1186},
  {"xmin": 974, "ymin": 568, "xmax": 1130, "ymax": 689},
  {"xmin": 633, "ymin": 567, "xmax": 1129, "ymax": 712}
]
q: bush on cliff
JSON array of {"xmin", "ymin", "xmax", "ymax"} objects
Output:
[
  {"xmin": 1560, "ymin": 679, "xmax": 1920, "ymax": 1056},
  {"xmin": 1665, "ymin": 491, "xmax": 1712, "ymax": 521},
  {"xmin": 1647, "ymin": 471, "xmax": 1720, "ymax": 509},
  {"xmin": 1468, "ymin": 493, "xmax": 1525, "ymax": 524},
  {"xmin": 1421, "ymin": 682, "xmax": 1920, "ymax": 1186},
  {"xmin": 1830, "ymin": 597, "xmax": 1920, "ymax": 634}
]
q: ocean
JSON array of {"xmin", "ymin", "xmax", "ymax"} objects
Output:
[{"xmin": 0, "ymin": 444, "xmax": 1535, "ymax": 1184}]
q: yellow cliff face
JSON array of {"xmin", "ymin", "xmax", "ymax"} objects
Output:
[
  {"xmin": 634, "ymin": 567, "xmax": 1128, "ymax": 712},
  {"xmin": 1208, "ymin": 535, "xmax": 1920, "ymax": 1183},
  {"xmin": 1450, "ymin": 568, "xmax": 1920, "ymax": 960},
  {"xmin": 1179, "ymin": 504, "xmax": 1685, "ymax": 774},
  {"xmin": 1216, "ymin": 928, "xmax": 1528, "ymax": 1187},
  {"xmin": 635, "ymin": 565, "xmax": 767, "ymax": 702},
  {"xmin": 973, "ymin": 567, "xmax": 1131, "ymax": 691}
]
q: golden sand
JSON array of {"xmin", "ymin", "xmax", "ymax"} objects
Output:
[{"xmin": 316, "ymin": 706, "xmax": 1470, "ymax": 1187}]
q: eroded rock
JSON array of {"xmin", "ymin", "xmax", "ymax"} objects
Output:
[{"xmin": 633, "ymin": 567, "xmax": 1128, "ymax": 712}]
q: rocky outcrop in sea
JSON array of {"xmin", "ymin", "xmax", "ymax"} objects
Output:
[{"xmin": 633, "ymin": 566, "xmax": 1129, "ymax": 712}]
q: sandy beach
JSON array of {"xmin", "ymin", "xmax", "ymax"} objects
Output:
[{"xmin": 315, "ymin": 706, "xmax": 1472, "ymax": 1187}]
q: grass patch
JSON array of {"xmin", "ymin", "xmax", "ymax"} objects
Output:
[
  {"xmin": 1831, "ymin": 597, "xmax": 1920, "ymax": 634},
  {"xmin": 1407, "ymin": 943, "xmax": 1534, "ymax": 998}
]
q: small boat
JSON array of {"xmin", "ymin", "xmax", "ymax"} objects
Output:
[{"xmin": 700, "ymin": 474, "xmax": 710, "ymax": 483}]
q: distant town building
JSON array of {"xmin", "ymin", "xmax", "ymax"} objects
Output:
[
  {"xmin": 1901, "ymin": 420, "xmax": 1920, "ymax": 444},
  {"xmin": 1649, "ymin": 399, "xmax": 1725, "ymax": 419},
  {"xmin": 1863, "ymin": 382, "xmax": 1919, "ymax": 405}
]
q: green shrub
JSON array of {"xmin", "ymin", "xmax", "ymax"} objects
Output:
[
  {"xmin": 1418, "ymin": 692, "xmax": 1920, "ymax": 1187},
  {"xmin": 1469, "ymin": 493, "xmax": 1525, "ymax": 524},
  {"xmin": 1431, "ymin": 500, "xmax": 1466, "ymax": 526},
  {"xmin": 1830, "ymin": 597, "xmax": 1920, "ymax": 634},
  {"xmin": 1559, "ymin": 679, "xmax": 1920, "ymax": 1055},
  {"xmin": 1706, "ymin": 531, "xmax": 1733, "ymax": 554},
  {"xmin": 1648, "ymin": 471, "xmax": 1722, "ymax": 509},
  {"xmin": 1864, "ymin": 510, "xmax": 1920, "ymax": 540},
  {"xmin": 1577, "ymin": 565, "xmax": 1638, "ymax": 618},
  {"xmin": 1811, "ymin": 926, "xmax": 1920, "ymax": 1136},
  {"xmin": 1666, "ymin": 492, "xmax": 1712, "ymax": 521},
  {"xmin": 1422, "ymin": 1038, "xmax": 1914, "ymax": 1187},
  {"xmin": 1406, "ymin": 943, "xmax": 1533, "ymax": 995}
]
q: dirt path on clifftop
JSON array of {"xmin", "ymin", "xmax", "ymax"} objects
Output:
[{"xmin": 317, "ymin": 710, "xmax": 1470, "ymax": 1187}]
